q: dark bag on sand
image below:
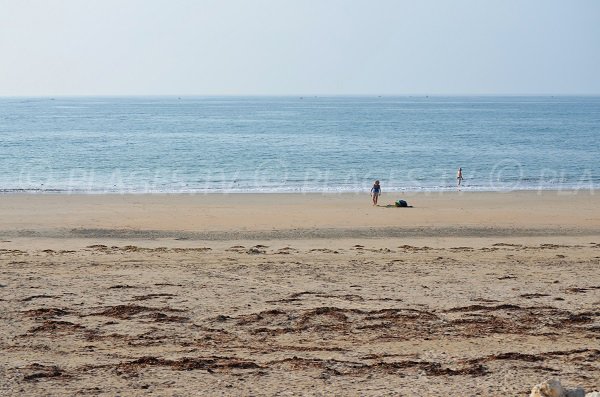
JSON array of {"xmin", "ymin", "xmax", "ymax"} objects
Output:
[{"xmin": 395, "ymin": 199, "xmax": 408, "ymax": 207}]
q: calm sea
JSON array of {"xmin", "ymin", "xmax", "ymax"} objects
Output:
[{"xmin": 0, "ymin": 96, "xmax": 598, "ymax": 193}]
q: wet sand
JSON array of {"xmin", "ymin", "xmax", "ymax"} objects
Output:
[
  {"xmin": 0, "ymin": 191, "xmax": 599, "ymax": 396},
  {"xmin": 1, "ymin": 191, "xmax": 599, "ymax": 236}
]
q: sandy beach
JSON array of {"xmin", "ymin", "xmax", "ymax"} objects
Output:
[{"xmin": 1, "ymin": 191, "xmax": 599, "ymax": 396}]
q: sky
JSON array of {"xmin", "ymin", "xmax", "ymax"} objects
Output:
[{"xmin": 1, "ymin": 0, "xmax": 599, "ymax": 96}]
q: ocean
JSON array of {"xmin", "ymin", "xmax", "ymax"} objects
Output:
[{"xmin": 0, "ymin": 96, "xmax": 598, "ymax": 193}]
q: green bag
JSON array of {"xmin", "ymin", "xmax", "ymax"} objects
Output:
[{"xmin": 395, "ymin": 199, "xmax": 408, "ymax": 207}]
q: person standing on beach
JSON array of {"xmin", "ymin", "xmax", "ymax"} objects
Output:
[
  {"xmin": 457, "ymin": 167, "xmax": 464, "ymax": 188},
  {"xmin": 371, "ymin": 180, "xmax": 381, "ymax": 206}
]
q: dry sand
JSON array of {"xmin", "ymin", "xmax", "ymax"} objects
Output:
[{"xmin": 0, "ymin": 191, "xmax": 599, "ymax": 396}]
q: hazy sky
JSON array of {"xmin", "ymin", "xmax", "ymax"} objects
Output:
[{"xmin": 1, "ymin": 0, "xmax": 599, "ymax": 96}]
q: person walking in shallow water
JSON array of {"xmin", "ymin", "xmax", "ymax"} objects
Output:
[
  {"xmin": 371, "ymin": 180, "xmax": 381, "ymax": 206},
  {"xmin": 457, "ymin": 167, "xmax": 464, "ymax": 188}
]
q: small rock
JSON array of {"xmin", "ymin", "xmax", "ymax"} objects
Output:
[
  {"xmin": 531, "ymin": 380, "xmax": 591, "ymax": 397},
  {"xmin": 530, "ymin": 379, "xmax": 566, "ymax": 397},
  {"xmin": 566, "ymin": 389, "xmax": 585, "ymax": 397}
]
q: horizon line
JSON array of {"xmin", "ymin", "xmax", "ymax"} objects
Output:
[{"xmin": 1, "ymin": 93, "xmax": 600, "ymax": 98}]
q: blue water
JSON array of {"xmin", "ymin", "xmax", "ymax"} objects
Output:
[{"xmin": 0, "ymin": 96, "xmax": 598, "ymax": 193}]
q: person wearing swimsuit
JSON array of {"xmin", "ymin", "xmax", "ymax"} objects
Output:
[
  {"xmin": 457, "ymin": 167, "xmax": 464, "ymax": 188},
  {"xmin": 371, "ymin": 180, "xmax": 381, "ymax": 206}
]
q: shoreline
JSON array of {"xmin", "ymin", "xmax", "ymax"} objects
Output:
[{"xmin": 0, "ymin": 187, "xmax": 597, "ymax": 195}]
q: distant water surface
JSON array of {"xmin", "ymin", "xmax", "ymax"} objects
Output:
[{"xmin": 0, "ymin": 96, "xmax": 598, "ymax": 193}]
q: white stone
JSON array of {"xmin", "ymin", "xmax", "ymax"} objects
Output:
[
  {"xmin": 585, "ymin": 393, "xmax": 600, "ymax": 397},
  {"xmin": 530, "ymin": 379, "xmax": 566, "ymax": 397}
]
